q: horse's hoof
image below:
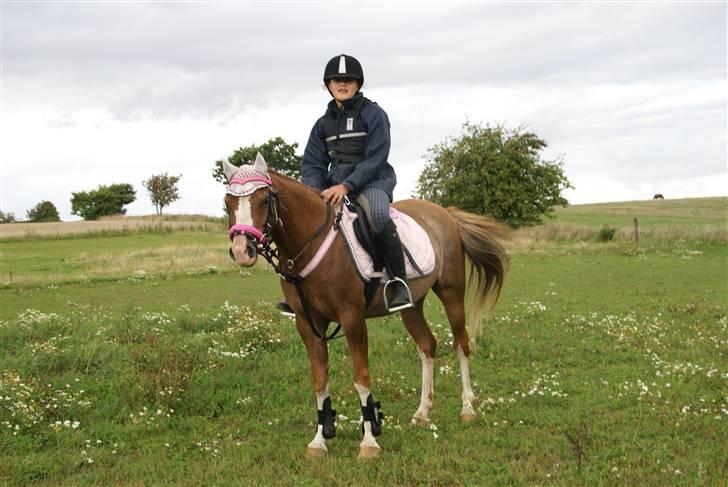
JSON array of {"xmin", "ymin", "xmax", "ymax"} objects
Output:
[
  {"xmin": 357, "ymin": 446, "xmax": 380, "ymax": 459},
  {"xmin": 411, "ymin": 416, "xmax": 429, "ymax": 426},
  {"xmin": 460, "ymin": 413, "xmax": 476, "ymax": 422},
  {"xmin": 306, "ymin": 447, "xmax": 327, "ymax": 459}
]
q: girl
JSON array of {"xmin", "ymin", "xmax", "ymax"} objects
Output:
[{"xmin": 284, "ymin": 54, "xmax": 413, "ymax": 312}]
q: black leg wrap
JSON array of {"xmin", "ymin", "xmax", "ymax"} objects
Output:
[
  {"xmin": 317, "ymin": 397, "xmax": 337, "ymax": 439},
  {"xmin": 360, "ymin": 394, "xmax": 384, "ymax": 437}
]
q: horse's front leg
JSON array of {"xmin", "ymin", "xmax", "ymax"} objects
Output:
[
  {"xmin": 294, "ymin": 315, "xmax": 335, "ymax": 458},
  {"xmin": 344, "ymin": 317, "xmax": 383, "ymax": 459}
]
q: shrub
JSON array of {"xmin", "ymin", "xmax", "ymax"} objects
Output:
[
  {"xmin": 142, "ymin": 173, "xmax": 182, "ymax": 215},
  {"xmin": 415, "ymin": 122, "xmax": 572, "ymax": 227},
  {"xmin": 71, "ymin": 184, "xmax": 136, "ymax": 220},
  {"xmin": 26, "ymin": 201, "xmax": 61, "ymax": 222},
  {"xmin": 0, "ymin": 210, "xmax": 16, "ymax": 223},
  {"xmin": 597, "ymin": 225, "xmax": 616, "ymax": 242}
]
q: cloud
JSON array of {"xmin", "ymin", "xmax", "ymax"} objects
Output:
[
  {"xmin": 5, "ymin": 3, "xmax": 723, "ymax": 116},
  {"xmin": 1, "ymin": 2, "xmax": 725, "ymax": 220}
]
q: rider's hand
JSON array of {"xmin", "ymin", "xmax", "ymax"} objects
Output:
[{"xmin": 320, "ymin": 184, "xmax": 350, "ymax": 206}]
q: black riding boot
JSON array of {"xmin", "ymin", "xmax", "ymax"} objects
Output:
[
  {"xmin": 374, "ymin": 220, "xmax": 414, "ymax": 312},
  {"xmin": 275, "ymin": 300, "xmax": 295, "ymax": 317}
]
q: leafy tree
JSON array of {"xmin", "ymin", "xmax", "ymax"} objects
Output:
[
  {"xmin": 26, "ymin": 200, "xmax": 61, "ymax": 222},
  {"xmin": 0, "ymin": 210, "xmax": 16, "ymax": 223},
  {"xmin": 415, "ymin": 122, "xmax": 572, "ymax": 227},
  {"xmin": 71, "ymin": 183, "xmax": 136, "ymax": 220},
  {"xmin": 142, "ymin": 173, "xmax": 182, "ymax": 215},
  {"xmin": 212, "ymin": 137, "xmax": 302, "ymax": 183}
]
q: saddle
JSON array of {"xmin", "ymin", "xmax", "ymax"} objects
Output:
[{"xmin": 338, "ymin": 201, "xmax": 435, "ymax": 305}]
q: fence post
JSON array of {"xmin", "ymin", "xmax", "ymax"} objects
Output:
[{"xmin": 633, "ymin": 217, "xmax": 639, "ymax": 243}]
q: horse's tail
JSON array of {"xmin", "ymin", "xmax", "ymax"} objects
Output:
[{"xmin": 447, "ymin": 207, "xmax": 510, "ymax": 349}]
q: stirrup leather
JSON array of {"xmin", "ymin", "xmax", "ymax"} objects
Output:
[{"xmin": 382, "ymin": 277, "xmax": 414, "ymax": 312}]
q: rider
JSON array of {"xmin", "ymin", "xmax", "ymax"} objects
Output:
[{"xmin": 278, "ymin": 53, "xmax": 413, "ymax": 313}]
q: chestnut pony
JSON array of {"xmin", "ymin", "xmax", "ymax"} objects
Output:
[{"xmin": 223, "ymin": 154, "xmax": 508, "ymax": 459}]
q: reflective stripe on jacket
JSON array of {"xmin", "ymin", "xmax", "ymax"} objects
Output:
[{"xmin": 323, "ymin": 95, "xmax": 369, "ymax": 164}]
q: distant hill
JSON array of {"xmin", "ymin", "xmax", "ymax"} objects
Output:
[
  {"xmin": 0, "ymin": 214, "xmax": 225, "ymax": 240},
  {"xmin": 552, "ymin": 196, "xmax": 727, "ymax": 226},
  {"xmin": 511, "ymin": 197, "xmax": 727, "ymax": 244}
]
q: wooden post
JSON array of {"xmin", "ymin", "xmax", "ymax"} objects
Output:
[{"xmin": 633, "ymin": 217, "xmax": 639, "ymax": 243}]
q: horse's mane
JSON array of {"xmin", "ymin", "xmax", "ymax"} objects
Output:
[{"xmin": 269, "ymin": 170, "xmax": 324, "ymax": 200}]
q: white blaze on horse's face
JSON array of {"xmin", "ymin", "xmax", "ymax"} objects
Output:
[{"xmin": 227, "ymin": 194, "xmax": 258, "ymax": 267}]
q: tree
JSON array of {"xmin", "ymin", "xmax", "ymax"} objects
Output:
[
  {"xmin": 212, "ymin": 137, "xmax": 302, "ymax": 184},
  {"xmin": 71, "ymin": 183, "xmax": 136, "ymax": 220},
  {"xmin": 0, "ymin": 210, "xmax": 16, "ymax": 223},
  {"xmin": 26, "ymin": 200, "xmax": 61, "ymax": 222},
  {"xmin": 415, "ymin": 122, "xmax": 573, "ymax": 227},
  {"xmin": 142, "ymin": 173, "xmax": 181, "ymax": 215}
]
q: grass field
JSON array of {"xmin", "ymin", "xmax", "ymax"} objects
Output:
[{"xmin": 1, "ymin": 198, "xmax": 726, "ymax": 485}]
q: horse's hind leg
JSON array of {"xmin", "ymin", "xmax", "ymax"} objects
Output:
[
  {"xmin": 400, "ymin": 300, "xmax": 437, "ymax": 424},
  {"xmin": 433, "ymin": 285, "xmax": 476, "ymax": 422},
  {"xmin": 294, "ymin": 316, "xmax": 334, "ymax": 458}
]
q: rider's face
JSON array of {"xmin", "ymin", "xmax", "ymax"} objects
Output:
[{"xmin": 327, "ymin": 78, "xmax": 359, "ymax": 106}]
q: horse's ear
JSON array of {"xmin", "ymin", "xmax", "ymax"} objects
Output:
[
  {"xmin": 254, "ymin": 152, "xmax": 268, "ymax": 174},
  {"xmin": 222, "ymin": 159, "xmax": 238, "ymax": 182}
]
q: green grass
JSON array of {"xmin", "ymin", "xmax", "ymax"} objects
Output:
[
  {"xmin": 0, "ymin": 232, "xmax": 231, "ymax": 287},
  {"xmin": 1, "ymin": 199, "xmax": 727, "ymax": 485},
  {"xmin": 513, "ymin": 197, "xmax": 727, "ymax": 245},
  {"xmin": 0, "ymin": 270, "xmax": 280, "ymax": 321}
]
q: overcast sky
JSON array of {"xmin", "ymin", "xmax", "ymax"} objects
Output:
[{"xmin": 1, "ymin": 1, "xmax": 726, "ymax": 221}]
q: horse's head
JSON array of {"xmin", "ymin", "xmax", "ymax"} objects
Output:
[{"xmin": 223, "ymin": 153, "xmax": 276, "ymax": 267}]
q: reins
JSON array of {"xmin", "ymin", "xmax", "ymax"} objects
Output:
[{"xmin": 282, "ymin": 204, "xmax": 334, "ymax": 272}]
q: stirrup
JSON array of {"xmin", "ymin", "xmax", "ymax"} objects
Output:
[
  {"xmin": 383, "ymin": 277, "xmax": 414, "ymax": 312},
  {"xmin": 275, "ymin": 301, "xmax": 295, "ymax": 318}
]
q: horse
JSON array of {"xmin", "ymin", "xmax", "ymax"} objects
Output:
[{"xmin": 223, "ymin": 154, "xmax": 509, "ymax": 459}]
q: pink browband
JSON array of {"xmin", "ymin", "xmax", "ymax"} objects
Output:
[
  {"xmin": 228, "ymin": 224, "xmax": 267, "ymax": 243},
  {"xmin": 230, "ymin": 175, "xmax": 272, "ymax": 186}
]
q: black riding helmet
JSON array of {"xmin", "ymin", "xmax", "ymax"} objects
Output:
[{"xmin": 323, "ymin": 54, "xmax": 364, "ymax": 86}]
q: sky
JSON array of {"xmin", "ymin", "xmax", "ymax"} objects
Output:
[{"xmin": 1, "ymin": 1, "xmax": 726, "ymax": 221}]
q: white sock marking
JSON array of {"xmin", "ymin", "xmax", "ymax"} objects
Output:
[
  {"xmin": 307, "ymin": 425, "xmax": 328, "ymax": 452},
  {"xmin": 316, "ymin": 382, "xmax": 329, "ymax": 410},
  {"xmin": 457, "ymin": 346, "xmax": 475, "ymax": 417},
  {"xmin": 413, "ymin": 347, "xmax": 435, "ymax": 422},
  {"xmin": 308, "ymin": 382, "xmax": 330, "ymax": 452}
]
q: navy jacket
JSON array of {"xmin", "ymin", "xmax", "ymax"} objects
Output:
[{"xmin": 302, "ymin": 92, "xmax": 397, "ymax": 201}]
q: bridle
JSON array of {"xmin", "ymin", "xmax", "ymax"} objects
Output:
[{"xmin": 226, "ymin": 173, "xmax": 344, "ymax": 342}]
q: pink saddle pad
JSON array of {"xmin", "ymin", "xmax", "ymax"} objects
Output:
[{"xmin": 338, "ymin": 205, "xmax": 435, "ymax": 283}]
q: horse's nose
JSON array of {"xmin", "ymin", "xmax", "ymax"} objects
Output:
[
  {"xmin": 245, "ymin": 239, "xmax": 258, "ymax": 259},
  {"xmin": 229, "ymin": 235, "xmax": 258, "ymax": 267}
]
